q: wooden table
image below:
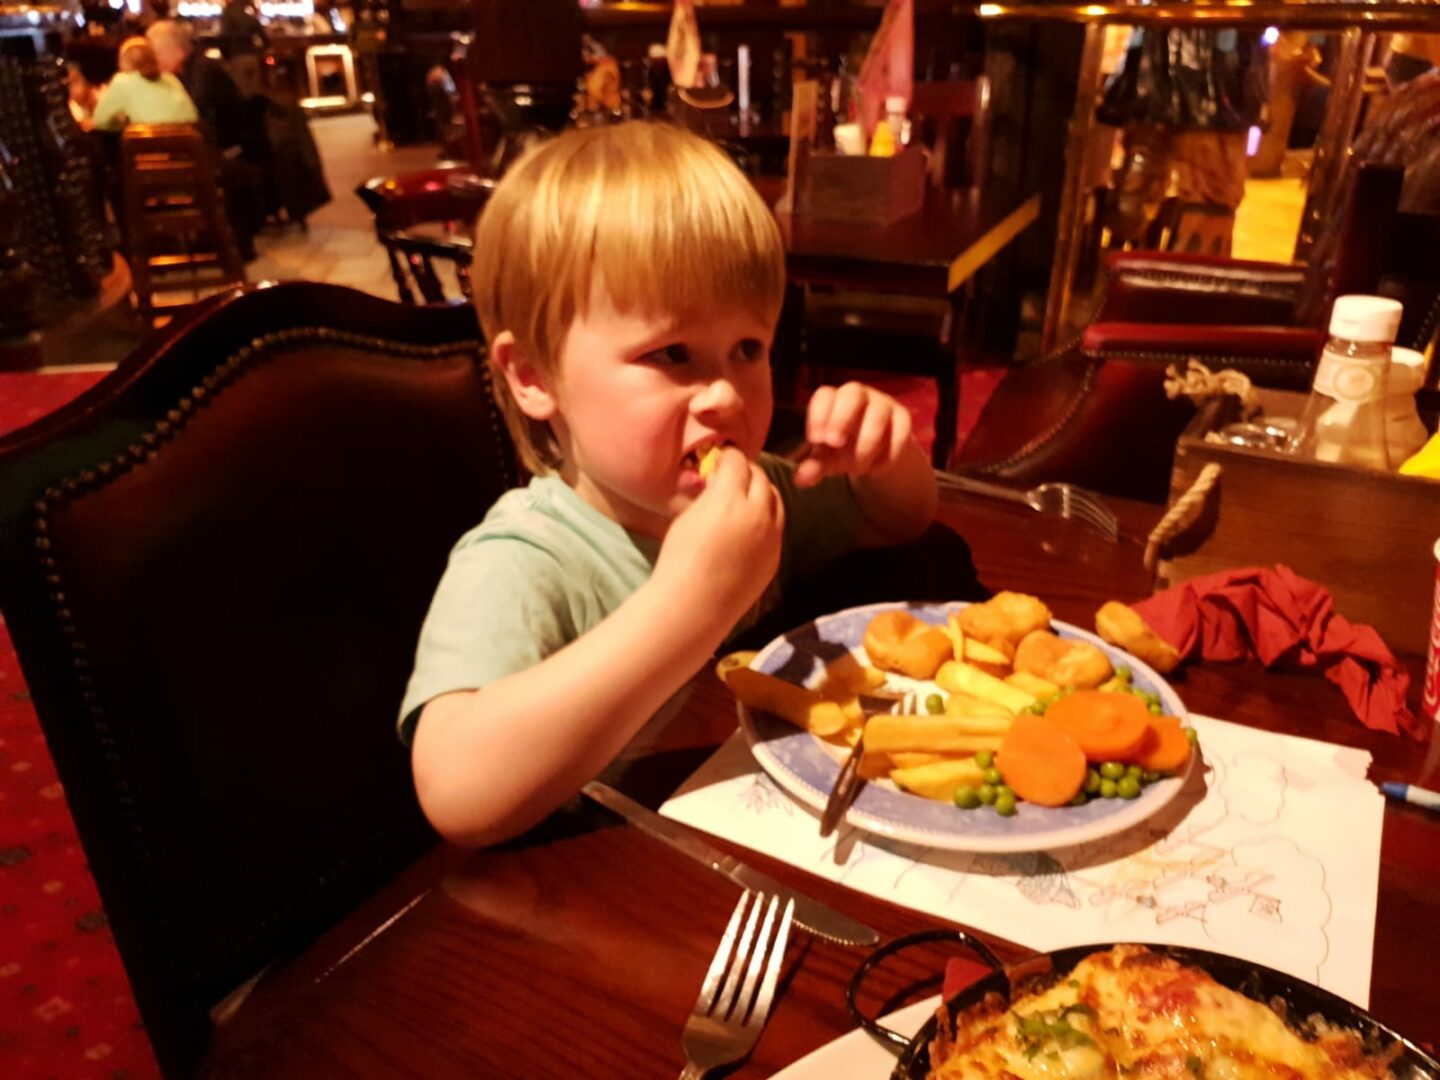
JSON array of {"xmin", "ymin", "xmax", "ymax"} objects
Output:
[{"xmin": 204, "ymin": 491, "xmax": 1440, "ymax": 1078}]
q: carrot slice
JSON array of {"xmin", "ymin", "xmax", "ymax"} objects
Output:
[
  {"xmin": 1045, "ymin": 690, "xmax": 1152, "ymax": 762},
  {"xmin": 996, "ymin": 714, "xmax": 1088, "ymax": 807},
  {"xmin": 1132, "ymin": 715, "xmax": 1192, "ymax": 773}
]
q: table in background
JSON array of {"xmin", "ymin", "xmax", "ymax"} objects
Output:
[{"xmin": 203, "ymin": 492, "xmax": 1440, "ymax": 1077}]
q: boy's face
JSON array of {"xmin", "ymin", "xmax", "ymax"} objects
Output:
[{"xmin": 546, "ymin": 289, "xmax": 775, "ymax": 538}]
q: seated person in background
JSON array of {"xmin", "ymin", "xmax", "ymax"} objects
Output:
[
  {"xmin": 146, "ymin": 18, "xmax": 266, "ymax": 259},
  {"xmin": 90, "ymin": 37, "xmax": 197, "ymax": 131},
  {"xmin": 401, "ymin": 123, "xmax": 938, "ymax": 848},
  {"xmin": 65, "ymin": 61, "xmax": 105, "ymax": 125}
]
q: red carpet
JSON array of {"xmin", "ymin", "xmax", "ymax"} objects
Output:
[
  {"xmin": 0, "ymin": 368, "xmax": 160, "ymax": 1079},
  {"xmin": 0, "ymin": 362, "xmax": 1004, "ymax": 1079}
]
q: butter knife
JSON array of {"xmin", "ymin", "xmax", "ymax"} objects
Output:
[{"xmin": 581, "ymin": 780, "xmax": 879, "ymax": 947}]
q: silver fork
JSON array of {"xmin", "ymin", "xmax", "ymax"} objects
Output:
[
  {"xmin": 934, "ymin": 470, "xmax": 1120, "ymax": 542},
  {"xmin": 679, "ymin": 890, "xmax": 795, "ymax": 1079}
]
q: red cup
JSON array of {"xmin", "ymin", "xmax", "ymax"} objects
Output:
[{"xmin": 1425, "ymin": 537, "xmax": 1440, "ymax": 724}]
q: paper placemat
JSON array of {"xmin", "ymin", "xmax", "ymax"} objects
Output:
[{"xmin": 661, "ymin": 714, "xmax": 1383, "ymax": 1007}]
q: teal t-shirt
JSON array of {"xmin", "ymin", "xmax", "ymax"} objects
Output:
[{"xmin": 397, "ymin": 453, "xmax": 864, "ymax": 742}]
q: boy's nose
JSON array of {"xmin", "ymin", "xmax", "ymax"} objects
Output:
[{"xmin": 691, "ymin": 376, "xmax": 744, "ymax": 417}]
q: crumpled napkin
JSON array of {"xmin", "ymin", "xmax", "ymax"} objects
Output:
[{"xmin": 1131, "ymin": 564, "xmax": 1419, "ymax": 737}]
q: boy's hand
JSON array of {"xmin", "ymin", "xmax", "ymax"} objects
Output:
[
  {"xmin": 794, "ymin": 382, "xmax": 916, "ymax": 489},
  {"xmin": 654, "ymin": 447, "xmax": 783, "ymax": 626}
]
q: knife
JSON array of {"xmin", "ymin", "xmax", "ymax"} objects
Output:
[{"xmin": 581, "ymin": 780, "xmax": 879, "ymax": 947}]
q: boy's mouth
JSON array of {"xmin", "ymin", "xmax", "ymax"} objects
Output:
[{"xmin": 682, "ymin": 438, "xmax": 730, "ymax": 472}]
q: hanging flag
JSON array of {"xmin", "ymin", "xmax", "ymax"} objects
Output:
[
  {"xmin": 857, "ymin": 0, "xmax": 914, "ymax": 141},
  {"xmin": 667, "ymin": 0, "xmax": 701, "ymax": 90}
]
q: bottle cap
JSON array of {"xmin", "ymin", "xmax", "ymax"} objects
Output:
[
  {"xmin": 1391, "ymin": 347, "xmax": 1428, "ymax": 394},
  {"xmin": 1328, "ymin": 295, "xmax": 1403, "ymax": 343},
  {"xmin": 884, "ymin": 94, "xmax": 907, "ymax": 115}
]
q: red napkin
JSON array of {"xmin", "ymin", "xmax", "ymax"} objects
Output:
[{"xmin": 1132, "ymin": 565, "xmax": 1419, "ymax": 737}]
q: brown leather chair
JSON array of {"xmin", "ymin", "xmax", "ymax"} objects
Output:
[
  {"xmin": 955, "ymin": 162, "xmax": 1440, "ymax": 501},
  {"xmin": 0, "ymin": 282, "xmax": 517, "ymax": 1076}
]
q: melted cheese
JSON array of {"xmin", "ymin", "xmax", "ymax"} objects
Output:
[{"xmin": 928, "ymin": 945, "xmax": 1392, "ymax": 1080}]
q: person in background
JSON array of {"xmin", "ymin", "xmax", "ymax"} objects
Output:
[
  {"xmin": 401, "ymin": 123, "xmax": 938, "ymax": 848},
  {"xmin": 219, "ymin": 0, "xmax": 268, "ymax": 99},
  {"xmin": 146, "ymin": 18, "xmax": 266, "ymax": 260},
  {"xmin": 1385, "ymin": 33, "xmax": 1440, "ymax": 88},
  {"xmin": 90, "ymin": 37, "xmax": 198, "ymax": 131},
  {"xmin": 65, "ymin": 61, "xmax": 104, "ymax": 126}
]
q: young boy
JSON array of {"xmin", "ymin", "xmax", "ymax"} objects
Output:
[{"xmin": 402, "ymin": 123, "xmax": 937, "ymax": 847}]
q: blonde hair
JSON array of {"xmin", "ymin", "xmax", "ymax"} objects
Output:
[
  {"xmin": 119, "ymin": 37, "xmax": 161, "ymax": 81},
  {"xmin": 471, "ymin": 122, "xmax": 786, "ymax": 474}
]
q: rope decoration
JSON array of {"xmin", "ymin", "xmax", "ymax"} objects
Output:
[
  {"xmin": 1144, "ymin": 462, "xmax": 1222, "ymax": 572},
  {"xmin": 1163, "ymin": 359, "xmax": 1261, "ymax": 416}
]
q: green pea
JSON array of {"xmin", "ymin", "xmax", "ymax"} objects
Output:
[
  {"xmin": 1113, "ymin": 665, "xmax": 1132, "ymax": 684},
  {"xmin": 1116, "ymin": 776, "xmax": 1141, "ymax": 799},
  {"xmin": 1139, "ymin": 690, "xmax": 1161, "ymax": 707},
  {"xmin": 1099, "ymin": 761, "xmax": 1126, "ymax": 781},
  {"xmin": 1024, "ymin": 702, "xmax": 1046, "ymax": 715},
  {"xmin": 1125, "ymin": 764, "xmax": 1144, "ymax": 781},
  {"xmin": 994, "ymin": 792, "xmax": 1017, "ymax": 816},
  {"xmin": 983, "ymin": 767, "xmax": 1003, "ymax": 786},
  {"xmin": 1147, "ymin": 702, "xmax": 1164, "ymax": 715},
  {"xmin": 953, "ymin": 785, "xmax": 981, "ymax": 809},
  {"xmin": 1099, "ymin": 779, "xmax": 1118, "ymax": 799},
  {"xmin": 974, "ymin": 749, "xmax": 995, "ymax": 769},
  {"xmin": 995, "ymin": 784, "xmax": 1014, "ymax": 800},
  {"xmin": 925, "ymin": 693, "xmax": 945, "ymax": 715},
  {"xmin": 1083, "ymin": 769, "xmax": 1102, "ymax": 795},
  {"xmin": 977, "ymin": 783, "xmax": 997, "ymax": 805},
  {"xmin": 1069, "ymin": 791, "xmax": 1089, "ymax": 806},
  {"xmin": 1141, "ymin": 770, "xmax": 1163, "ymax": 784},
  {"xmin": 1183, "ymin": 726, "xmax": 1199, "ymax": 745}
]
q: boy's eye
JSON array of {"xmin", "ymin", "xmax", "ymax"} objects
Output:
[
  {"xmin": 642, "ymin": 343, "xmax": 691, "ymax": 366},
  {"xmin": 733, "ymin": 339, "xmax": 767, "ymax": 363}
]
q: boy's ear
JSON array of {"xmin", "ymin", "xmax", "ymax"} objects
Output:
[{"xmin": 491, "ymin": 331, "xmax": 557, "ymax": 421}]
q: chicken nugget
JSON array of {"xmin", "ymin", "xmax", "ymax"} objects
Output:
[
  {"xmin": 957, "ymin": 591, "xmax": 1053, "ymax": 654},
  {"xmin": 863, "ymin": 610, "xmax": 953, "ymax": 680},
  {"xmin": 1095, "ymin": 600, "xmax": 1181, "ymax": 675},
  {"xmin": 1013, "ymin": 629, "xmax": 1113, "ymax": 690}
]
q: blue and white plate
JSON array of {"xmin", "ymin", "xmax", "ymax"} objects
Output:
[{"xmin": 738, "ymin": 600, "xmax": 1195, "ymax": 853}]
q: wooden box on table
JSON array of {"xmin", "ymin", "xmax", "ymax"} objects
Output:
[
  {"xmin": 1156, "ymin": 391, "xmax": 1440, "ymax": 655},
  {"xmin": 796, "ymin": 147, "xmax": 926, "ymax": 226}
]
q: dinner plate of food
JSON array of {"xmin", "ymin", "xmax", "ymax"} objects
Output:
[{"xmin": 726, "ymin": 594, "xmax": 1197, "ymax": 853}]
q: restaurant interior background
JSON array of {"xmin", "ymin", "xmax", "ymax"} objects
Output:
[{"xmin": 1, "ymin": 0, "xmax": 1439, "ymax": 1077}]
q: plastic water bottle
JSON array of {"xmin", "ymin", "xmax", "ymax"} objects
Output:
[
  {"xmin": 1386, "ymin": 347, "xmax": 1431, "ymax": 466},
  {"xmin": 1288, "ymin": 295, "xmax": 1403, "ymax": 469}
]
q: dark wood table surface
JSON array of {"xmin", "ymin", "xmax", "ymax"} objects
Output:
[
  {"xmin": 752, "ymin": 175, "xmax": 1042, "ymax": 298},
  {"xmin": 204, "ymin": 490, "xmax": 1440, "ymax": 1078}
]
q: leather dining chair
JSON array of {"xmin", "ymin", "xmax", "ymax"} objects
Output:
[
  {"xmin": 952, "ymin": 160, "xmax": 1440, "ymax": 501},
  {"xmin": 0, "ymin": 282, "xmax": 518, "ymax": 1076}
]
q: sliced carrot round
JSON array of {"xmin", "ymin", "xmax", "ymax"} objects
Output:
[
  {"xmin": 1132, "ymin": 715, "xmax": 1192, "ymax": 773},
  {"xmin": 1045, "ymin": 690, "xmax": 1152, "ymax": 763},
  {"xmin": 997, "ymin": 714, "xmax": 1088, "ymax": 807}
]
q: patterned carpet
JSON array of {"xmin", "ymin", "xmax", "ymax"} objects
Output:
[
  {"xmin": 0, "ymin": 368, "xmax": 158, "ymax": 1079},
  {"xmin": 0, "ymin": 360, "xmax": 1004, "ymax": 1079}
]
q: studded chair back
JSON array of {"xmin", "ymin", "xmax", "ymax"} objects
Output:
[{"xmin": 0, "ymin": 282, "xmax": 517, "ymax": 1076}]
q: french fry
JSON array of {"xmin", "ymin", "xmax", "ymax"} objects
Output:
[
  {"xmin": 944, "ymin": 692, "xmax": 1014, "ymax": 720},
  {"xmin": 944, "ymin": 613, "xmax": 966, "ymax": 662},
  {"xmin": 936, "ymin": 660, "xmax": 1038, "ymax": 713},
  {"xmin": 1005, "ymin": 670, "xmax": 1060, "ymax": 698},
  {"xmin": 723, "ymin": 667, "xmax": 853, "ymax": 736},
  {"xmin": 889, "ymin": 757, "xmax": 986, "ymax": 800},
  {"xmin": 858, "ymin": 751, "xmax": 896, "ymax": 779},
  {"xmin": 819, "ymin": 652, "xmax": 887, "ymax": 698},
  {"xmin": 890, "ymin": 751, "xmax": 961, "ymax": 769},
  {"xmin": 863, "ymin": 714, "xmax": 1006, "ymax": 753},
  {"xmin": 963, "ymin": 637, "xmax": 1012, "ymax": 677}
]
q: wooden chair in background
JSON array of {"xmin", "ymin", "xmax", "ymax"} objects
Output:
[
  {"xmin": 0, "ymin": 282, "xmax": 517, "ymax": 1075},
  {"xmin": 355, "ymin": 167, "xmax": 493, "ymax": 305},
  {"xmin": 799, "ymin": 78, "xmax": 993, "ymax": 469},
  {"xmin": 119, "ymin": 124, "xmax": 246, "ymax": 320}
]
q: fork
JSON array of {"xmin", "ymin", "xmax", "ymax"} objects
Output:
[
  {"xmin": 679, "ymin": 890, "xmax": 795, "ymax": 1079},
  {"xmin": 934, "ymin": 470, "xmax": 1120, "ymax": 542}
]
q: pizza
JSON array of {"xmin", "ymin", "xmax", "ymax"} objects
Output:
[{"xmin": 928, "ymin": 944, "xmax": 1396, "ymax": 1079}]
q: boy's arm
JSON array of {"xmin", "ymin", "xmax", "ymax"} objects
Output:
[
  {"xmin": 410, "ymin": 450, "xmax": 781, "ymax": 848},
  {"xmin": 412, "ymin": 576, "xmax": 727, "ymax": 847},
  {"xmin": 795, "ymin": 382, "xmax": 938, "ymax": 547},
  {"xmin": 847, "ymin": 432, "xmax": 937, "ymax": 547}
]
